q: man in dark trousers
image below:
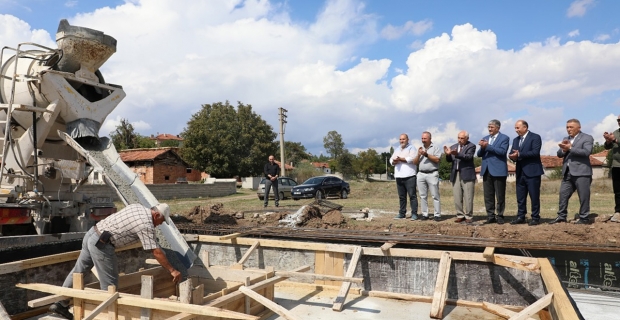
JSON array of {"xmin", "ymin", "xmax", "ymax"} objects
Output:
[
  {"xmin": 604, "ymin": 114, "xmax": 620, "ymax": 222},
  {"xmin": 550, "ymin": 118, "xmax": 594, "ymax": 225},
  {"xmin": 509, "ymin": 120, "xmax": 545, "ymax": 225},
  {"xmin": 478, "ymin": 119, "xmax": 510, "ymax": 225},
  {"xmin": 263, "ymin": 155, "xmax": 281, "ymax": 207},
  {"xmin": 444, "ymin": 131, "xmax": 477, "ymax": 224}
]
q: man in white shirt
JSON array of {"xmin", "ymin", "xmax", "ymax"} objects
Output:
[{"xmin": 390, "ymin": 134, "xmax": 419, "ymax": 220}]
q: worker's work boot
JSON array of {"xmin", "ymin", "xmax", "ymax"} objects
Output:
[{"xmin": 49, "ymin": 302, "xmax": 73, "ymax": 320}]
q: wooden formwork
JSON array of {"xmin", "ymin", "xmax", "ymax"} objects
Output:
[{"xmin": 8, "ymin": 235, "xmax": 583, "ymax": 320}]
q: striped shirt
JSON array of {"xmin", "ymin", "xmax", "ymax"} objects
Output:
[{"xmin": 95, "ymin": 204, "xmax": 158, "ymax": 250}]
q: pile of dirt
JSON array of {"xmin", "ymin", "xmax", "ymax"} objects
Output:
[{"xmin": 202, "ymin": 203, "xmax": 237, "ymax": 225}]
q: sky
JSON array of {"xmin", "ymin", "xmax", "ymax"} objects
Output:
[{"xmin": 1, "ymin": 0, "xmax": 619, "ymax": 158}]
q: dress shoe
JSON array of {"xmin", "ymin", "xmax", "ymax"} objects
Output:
[
  {"xmin": 49, "ymin": 302, "xmax": 73, "ymax": 320},
  {"xmin": 421, "ymin": 215, "xmax": 429, "ymax": 221},
  {"xmin": 454, "ymin": 217, "xmax": 466, "ymax": 223},
  {"xmin": 528, "ymin": 220, "xmax": 540, "ymax": 226},
  {"xmin": 434, "ymin": 216, "xmax": 441, "ymax": 222},
  {"xmin": 497, "ymin": 216, "xmax": 504, "ymax": 225},
  {"xmin": 393, "ymin": 215, "xmax": 405, "ymax": 220},
  {"xmin": 483, "ymin": 217, "xmax": 497, "ymax": 224},
  {"xmin": 575, "ymin": 218, "xmax": 590, "ymax": 225},
  {"xmin": 548, "ymin": 217, "xmax": 567, "ymax": 224},
  {"xmin": 510, "ymin": 218, "xmax": 526, "ymax": 225}
]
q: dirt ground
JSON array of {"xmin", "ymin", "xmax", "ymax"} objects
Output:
[{"xmin": 171, "ymin": 203, "xmax": 620, "ymax": 246}]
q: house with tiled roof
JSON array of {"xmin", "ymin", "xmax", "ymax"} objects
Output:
[
  {"xmin": 117, "ymin": 147, "xmax": 205, "ymax": 184},
  {"xmin": 539, "ymin": 155, "xmax": 606, "ymax": 179},
  {"xmin": 311, "ymin": 162, "xmax": 331, "ymax": 174},
  {"xmin": 475, "ymin": 162, "xmax": 517, "ymax": 182},
  {"xmin": 150, "ymin": 133, "xmax": 184, "ymax": 147}
]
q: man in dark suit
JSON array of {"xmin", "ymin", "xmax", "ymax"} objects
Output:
[
  {"xmin": 444, "ymin": 131, "xmax": 476, "ymax": 223},
  {"xmin": 509, "ymin": 120, "xmax": 545, "ymax": 225},
  {"xmin": 478, "ymin": 119, "xmax": 510, "ymax": 224},
  {"xmin": 550, "ymin": 119, "xmax": 594, "ymax": 225}
]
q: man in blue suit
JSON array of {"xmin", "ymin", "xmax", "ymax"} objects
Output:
[
  {"xmin": 509, "ymin": 120, "xmax": 545, "ymax": 225},
  {"xmin": 478, "ymin": 120, "xmax": 509, "ymax": 224},
  {"xmin": 550, "ymin": 119, "xmax": 594, "ymax": 225}
]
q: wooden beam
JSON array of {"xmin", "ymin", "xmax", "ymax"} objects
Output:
[
  {"xmin": 430, "ymin": 251, "xmax": 452, "ymax": 319},
  {"xmin": 141, "ymin": 275, "xmax": 154, "ymax": 320},
  {"xmin": 0, "ymin": 243, "xmax": 141, "ymax": 275},
  {"xmin": 16, "ymin": 283, "xmax": 258, "ymax": 320},
  {"xmin": 108, "ymin": 285, "xmax": 118, "ymax": 319},
  {"xmin": 509, "ymin": 293, "xmax": 553, "ymax": 320},
  {"xmin": 493, "ymin": 254, "xmax": 541, "ymax": 274},
  {"xmin": 28, "ymin": 294, "xmax": 66, "ymax": 308},
  {"xmin": 538, "ymin": 258, "xmax": 580, "ymax": 320},
  {"xmin": 482, "ymin": 301, "xmax": 536, "ymax": 320},
  {"xmin": 275, "ymin": 271, "xmax": 363, "ymax": 284},
  {"xmin": 237, "ymin": 241, "xmax": 260, "ymax": 266},
  {"xmin": 73, "ymin": 273, "xmax": 85, "ymax": 320},
  {"xmin": 179, "ymin": 278, "xmax": 193, "ymax": 304},
  {"xmin": 380, "ymin": 241, "xmax": 396, "ymax": 251},
  {"xmin": 196, "ymin": 235, "xmax": 540, "ymax": 266},
  {"xmin": 193, "ymin": 284, "xmax": 204, "ymax": 305},
  {"xmin": 83, "ymin": 291, "xmax": 119, "ymax": 320},
  {"xmin": 332, "ymin": 246, "xmax": 363, "ymax": 311},
  {"xmin": 239, "ymin": 286, "xmax": 302, "ymax": 320},
  {"xmin": 244, "ymin": 277, "xmax": 252, "ymax": 315},
  {"xmin": 145, "ymin": 259, "xmax": 159, "ymax": 265},
  {"xmin": 220, "ymin": 233, "xmax": 243, "ymax": 240},
  {"xmin": 199, "ymin": 250, "xmax": 210, "ymax": 268},
  {"xmin": 483, "ymin": 247, "xmax": 495, "ymax": 260}
]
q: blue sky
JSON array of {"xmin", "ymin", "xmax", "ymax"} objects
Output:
[{"xmin": 1, "ymin": 0, "xmax": 619, "ymax": 158}]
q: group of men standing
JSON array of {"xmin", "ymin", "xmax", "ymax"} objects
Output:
[{"xmin": 390, "ymin": 118, "xmax": 601, "ymax": 225}]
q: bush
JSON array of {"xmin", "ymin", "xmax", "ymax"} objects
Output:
[{"xmin": 289, "ymin": 162, "xmax": 322, "ymax": 183}]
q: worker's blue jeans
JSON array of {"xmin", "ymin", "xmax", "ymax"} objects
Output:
[{"xmin": 61, "ymin": 227, "xmax": 118, "ymax": 293}]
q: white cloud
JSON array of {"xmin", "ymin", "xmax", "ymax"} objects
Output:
[
  {"xmin": 380, "ymin": 19, "xmax": 432, "ymax": 40},
  {"xmin": 595, "ymin": 34, "xmax": 611, "ymax": 42},
  {"xmin": 567, "ymin": 0, "xmax": 595, "ymax": 18},
  {"xmin": 568, "ymin": 29, "xmax": 580, "ymax": 37},
  {"xmin": 592, "ymin": 114, "xmax": 618, "ymax": 144},
  {"xmin": 408, "ymin": 39, "xmax": 424, "ymax": 50},
  {"xmin": 65, "ymin": 1, "xmax": 78, "ymax": 8},
  {"xmin": 1, "ymin": 1, "xmax": 620, "ymax": 159}
]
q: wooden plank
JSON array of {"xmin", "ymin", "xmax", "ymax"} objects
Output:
[
  {"xmin": 199, "ymin": 250, "xmax": 210, "ymax": 268},
  {"xmin": 482, "ymin": 301, "xmax": 536, "ymax": 320},
  {"xmin": 107, "ymin": 285, "xmax": 118, "ymax": 320},
  {"xmin": 220, "ymin": 233, "xmax": 243, "ymax": 240},
  {"xmin": 483, "ymin": 247, "xmax": 495, "ymax": 260},
  {"xmin": 314, "ymin": 251, "xmax": 326, "ymax": 285},
  {"xmin": 509, "ymin": 293, "xmax": 553, "ymax": 320},
  {"xmin": 239, "ymin": 286, "xmax": 302, "ymax": 320},
  {"xmin": 493, "ymin": 254, "xmax": 541, "ymax": 274},
  {"xmin": 196, "ymin": 235, "xmax": 540, "ymax": 265},
  {"xmin": 274, "ymin": 271, "xmax": 363, "ymax": 284},
  {"xmin": 179, "ymin": 278, "xmax": 193, "ymax": 304},
  {"xmin": 237, "ymin": 241, "xmax": 260, "ymax": 266},
  {"xmin": 74, "ymin": 273, "xmax": 85, "ymax": 320},
  {"xmin": 332, "ymin": 246, "xmax": 363, "ymax": 311},
  {"xmin": 141, "ymin": 275, "xmax": 154, "ymax": 320},
  {"xmin": 83, "ymin": 291, "xmax": 119, "ymax": 320},
  {"xmin": 0, "ymin": 243, "xmax": 141, "ymax": 275},
  {"xmin": 538, "ymin": 258, "xmax": 580, "ymax": 320},
  {"xmin": 430, "ymin": 251, "xmax": 452, "ymax": 319},
  {"xmin": 16, "ymin": 283, "xmax": 258, "ymax": 320},
  {"xmin": 28, "ymin": 294, "xmax": 66, "ymax": 308},
  {"xmin": 380, "ymin": 241, "xmax": 396, "ymax": 251},
  {"xmin": 192, "ymin": 284, "xmax": 204, "ymax": 305},
  {"xmin": 244, "ymin": 277, "xmax": 252, "ymax": 314}
]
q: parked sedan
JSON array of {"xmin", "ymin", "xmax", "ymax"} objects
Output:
[
  {"xmin": 291, "ymin": 176, "xmax": 350, "ymax": 200},
  {"xmin": 257, "ymin": 177, "xmax": 298, "ymax": 200}
]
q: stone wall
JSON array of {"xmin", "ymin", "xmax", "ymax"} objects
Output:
[{"xmin": 79, "ymin": 180, "xmax": 236, "ymax": 201}]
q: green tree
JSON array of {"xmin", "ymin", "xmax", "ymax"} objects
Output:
[
  {"xmin": 160, "ymin": 139, "xmax": 181, "ymax": 148},
  {"xmin": 109, "ymin": 118, "xmax": 154, "ymax": 150},
  {"xmin": 438, "ymin": 154, "xmax": 452, "ymax": 181},
  {"xmin": 379, "ymin": 151, "xmax": 391, "ymax": 175},
  {"xmin": 335, "ymin": 152, "xmax": 356, "ymax": 179},
  {"xmin": 285, "ymin": 141, "xmax": 310, "ymax": 166},
  {"xmin": 592, "ymin": 142, "xmax": 605, "ymax": 154},
  {"xmin": 309, "ymin": 153, "xmax": 330, "ymax": 162},
  {"xmin": 180, "ymin": 101, "xmax": 277, "ymax": 178},
  {"xmin": 356, "ymin": 148, "xmax": 382, "ymax": 178},
  {"xmin": 290, "ymin": 161, "xmax": 321, "ymax": 183},
  {"xmin": 323, "ymin": 130, "xmax": 345, "ymax": 159}
]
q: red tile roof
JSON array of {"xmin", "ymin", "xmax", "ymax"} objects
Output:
[
  {"xmin": 274, "ymin": 160, "xmax": 295, "ymax": 170},
  {"xmin": 311, "ymin": 162, "xmax": 330, "ymax": 169},
  {"xmin": 151, "ymin": 133, "xmax": 183, "ymax": 141},
  {"xmin": 119, "ymin": 148, "xmax": 180, "ymax": 162},
  {"xmin": 540, "ymin": 155, "xmax": 603, "ymax": 168},
  {"xmin": 475, "ymin": 162, "xmax": 516, "ymax": 173},
  {"xmin": 592, "ymin": 150, "xmax": 609, "ymax": 158}
]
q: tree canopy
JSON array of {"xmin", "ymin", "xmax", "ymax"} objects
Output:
[
  {"xmin": 109, "ymin": 118, "xmax": 155, "ymax": 150},
  {"xmin": 180, "ymin": 101, "xmax": 277, "ymax": 178},
  {"xmin": 323, "ymin": 130, "xmax": 345, "ymax": 159},
  {"xmin": 284, "ymin": 141, "xmax": 310, "ymax": 166}
]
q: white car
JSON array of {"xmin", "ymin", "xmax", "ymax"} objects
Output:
[{"xmin": 257, "ymin": 177, "xmax": 298, "ymax": 200}]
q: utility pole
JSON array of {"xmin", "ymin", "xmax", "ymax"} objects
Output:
[{"xmin": 278, "ymin": 108, "xmax": 288, "ymax": 177}]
